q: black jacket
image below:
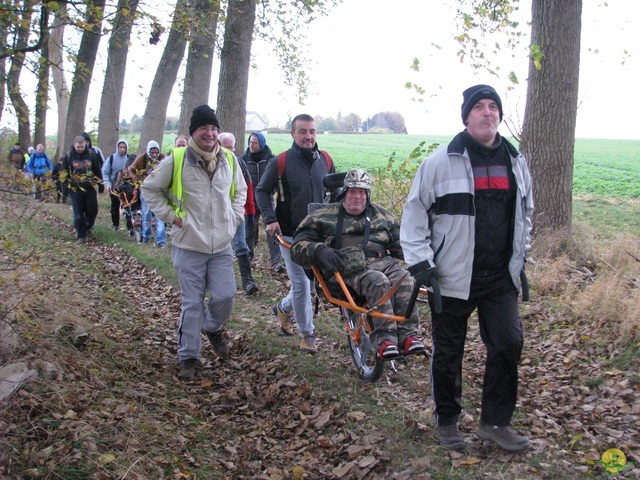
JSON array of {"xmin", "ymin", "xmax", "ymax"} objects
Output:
[
  {"xmin": 240, "ymin": 144, "xmax": 275, "ymax": 188},
  {"xmin": 62, "ymin": 147, "xmax": 104, "ymax": 195},
  {"xmin": 255, "ymin": 142, "xmax": 335, "ymax": 236}
]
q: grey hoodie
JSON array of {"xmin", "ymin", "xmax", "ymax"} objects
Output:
[{"xmin": 102, "ymin": 139, "xmax": 130, "ymax": 188}]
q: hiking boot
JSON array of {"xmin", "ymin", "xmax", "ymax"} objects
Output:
[
  {"xmin": 402, "ymin": 337, "xmax": 426, "ymax": 355},
  {"xmin": 244, "ymin": 281, "xmax": 259, "ymax": 296},
  {"xmin": 76, "ymin": 237, "xmax": 87, "ymax": 244},
  {"xmin": 437, "ymin": 423, "xmax": 467, "ymax": 450},
  {"xmin": 157, "ymin": 242, "xmax": 167, "ymax": 249},
  {"xmin": 178, "ymin": 358, "xmax": 197, "ymax": 380},
  {"xmin": 274, "ymin": 263, "xmax": 286, "ymax": 274},
  {"xmin": 205, "ymin": 330, "xmax": 229, "ymax": 360},
  {"xmin": 477, "ymin": 422, "xmax": 531, "ymax": 452},
  {"xmin": 273, "ymin": 303, "xmax": 295, "ymax": 336},
  {"xmin": 299, "ymin": 335, "xmax": 317, "ymax": 354},
  {"xmin": 378, "ymin": 340, "xmax": 401, "ymax": 359},
  {"xmin": 86, "ymin": 228, "xmax": 95, "ymax": 239}
]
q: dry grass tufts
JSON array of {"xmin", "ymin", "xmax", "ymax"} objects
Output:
[{"xmin": 529, "ymin": 224, "xmax": 640, "ymax": 340}]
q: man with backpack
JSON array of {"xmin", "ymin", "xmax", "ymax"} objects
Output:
[
  {"xmin": 102, "ymin": 139, "xmax": 135, "ymax": 232},
  {"xmin": 140, "ymin": 105, "xmax": 247, "ymax": 380},
  {"xmin": 255, "ymin": 114, "xmax": 336, "ymax": 353}
]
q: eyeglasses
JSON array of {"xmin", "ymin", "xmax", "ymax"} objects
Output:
[{"xmin": 196, "ymin": 126, "xmax": 220, "ymax": 134}]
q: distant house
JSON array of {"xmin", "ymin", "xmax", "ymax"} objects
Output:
[{"xmin": 246, "ymin": 111, "xmax": 268, "ymax": 132}]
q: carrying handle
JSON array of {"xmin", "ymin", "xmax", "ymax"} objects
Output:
[{"xmin": 405, "ymin": 276, "xmax": 442, "ymax": 318}]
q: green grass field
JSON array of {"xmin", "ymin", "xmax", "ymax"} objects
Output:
[{"xmin": 246, "ymin": 134, "xmax": 640, "ymax": 199}]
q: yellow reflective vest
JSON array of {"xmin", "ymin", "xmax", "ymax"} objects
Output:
[{"xmin": 168, "ymin": 147, "xmax": 236, "ymax": 218}]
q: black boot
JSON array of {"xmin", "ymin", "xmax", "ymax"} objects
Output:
[{"xmin": 237, "ymin": 254, "xmax": 259, "ymax": 296}]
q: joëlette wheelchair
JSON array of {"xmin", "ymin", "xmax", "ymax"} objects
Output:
[
  {"xmin": 110, "ymin": 185, "xmax": 143, "ymax": 243},
  {"xmin": 277, "ymin": 172, "xmax": 441, "ymax": 382}
]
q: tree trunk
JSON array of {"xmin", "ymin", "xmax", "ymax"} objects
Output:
[
  {"xmin": 216, "ymin": 0, "xmax": 256, "ymax": 153},
  {"xmin": 520, "ymin": 0, "xmax": 582, "ymax": 233},
  {"xmin": 64, "ymin": 0, "xmax": 106, "ymax": 147},
  {"xmin": 176, "ymin": 0, "xmax": 220, "ymax": 139},
  {"xmin": 34, "ymin": 27, "xmax": 49, "ymax": 148},
  {"xmin": 97, "ymin": 0, "xmax": 140, "ymax": 156},
  {"xmin": 49, "ymin": 6, "xmax": 70, "ymax": 159},
  {"xmin": 6, "ymin": 0, "xmax": 34, "ymax": 148},
  {"xmin": 138, "ymin": 0, "xmax": 189, "ymax": 153},
  {"xmin": 0, "ymin": 19, "xmax": 7, "ymax": 126}
]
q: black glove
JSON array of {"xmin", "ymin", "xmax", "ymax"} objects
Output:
[
  {"xmin": 409, "ymin": 260, "xmax": 438, "ymax": 288},
  {"xmin": 315, "ymin": 244, "xmax": 346, "ymax": 272}
]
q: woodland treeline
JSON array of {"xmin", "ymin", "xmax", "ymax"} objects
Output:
[{"xmin": 1, "ymin": 0, "xmax": 586, "ymax": 232}]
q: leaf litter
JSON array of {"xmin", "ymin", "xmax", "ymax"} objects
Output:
[{"xmin": 0, "ymin": 199, "xmax": 639, "ymax": 479}]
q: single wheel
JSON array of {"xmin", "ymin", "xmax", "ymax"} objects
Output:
[
  {"xmin": 133, "ymin": 212, "xmax": 143, "ymax": 243},
  {"xmin": 342, "ymin": 307, "xmax": 384, "ymax": 382}
]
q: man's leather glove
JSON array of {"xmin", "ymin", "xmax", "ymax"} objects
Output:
[
  {"xmin": 408, "ymin": 260, "xmax": 438, "ymax": 288},
  {"xmin": 315, "ymin": 244, "xmax": 346, "ymax": 272}
]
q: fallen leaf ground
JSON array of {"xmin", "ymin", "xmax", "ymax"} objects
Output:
[{"xmin": 1, "ymin": 196, "xmax": 639, "ymax": 479}]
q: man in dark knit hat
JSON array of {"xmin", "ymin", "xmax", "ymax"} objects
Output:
[
  {"xmin": 401, "ymin": 84, "xmax": 534, "ymax": 452},
  {"xmin": 141, "ymin": 104, "xmax": 247, "ymax": 380}
]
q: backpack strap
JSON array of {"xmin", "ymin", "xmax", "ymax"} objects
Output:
[
  {"xmin": 332, "ymin": 205, "xmax": 370, "ymax": 250},
  {"xmin": 320, "ymin": 150, "xmax": 333, "ymax": 172},
  {"xmin": 277, "ymin": 152, "xmax": 287, "ymax": 202}
]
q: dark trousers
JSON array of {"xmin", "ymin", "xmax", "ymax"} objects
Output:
[
  {"xmin": 109, "ymin": 191, "xmax": 121, "ymax": 227},
  {"xmin": 430, "ymin": 273, "xmax": 523, "ymax": 427},
  {"xmin": 69, "ymin": 190, "xmax": 98, "ymax": 238}
]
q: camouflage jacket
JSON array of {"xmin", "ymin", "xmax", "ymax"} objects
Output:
[{"xmin": 290, "ymin": 202, "xmax": 403, "ymax": 268}]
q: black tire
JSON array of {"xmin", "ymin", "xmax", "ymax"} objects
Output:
[
  {"xmin": 343, "ymin": 307, "xmax": 384, "ymax": 382},
  {"xmin": 133, "ymin": 212, "xmax": 143, "ymax": 243}
]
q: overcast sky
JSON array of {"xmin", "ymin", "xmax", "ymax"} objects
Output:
[{"xmin": 4, "ymin": 0, "xmax": 639, "ymax": 141}]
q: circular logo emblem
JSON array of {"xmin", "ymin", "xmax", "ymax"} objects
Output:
[{"xmin": 601, "ymin": 448, "xmax": 627, "ymax": 474}]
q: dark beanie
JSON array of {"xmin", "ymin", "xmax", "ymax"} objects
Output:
[
  {"xmin": 461, "ymin": 84, "xmax": 503, "ymax": 124},
  {"xmin": 81, "ymin": 132, "xmax": 92, "ymax": 147},
  {"xmin": 249, "ymin": 132, "xmax": 266, "ymax": 150},
  {"xmin": 189, "ymin": 105, "xmax": 220, "ymax": 135}
]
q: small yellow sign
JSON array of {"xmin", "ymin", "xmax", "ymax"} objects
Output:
[{"xmin": 596, "ymin": 448, "xmax": 635, "ymax": 477}]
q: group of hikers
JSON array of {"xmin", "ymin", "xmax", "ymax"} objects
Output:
[{"xmin": 6, "ymin": 84, "xmax": 534, "ymax": 453}]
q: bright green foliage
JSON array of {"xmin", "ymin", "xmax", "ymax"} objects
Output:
[{"xmin": 369, "ymin": 141, "xmax": 439, "ymax": 219}]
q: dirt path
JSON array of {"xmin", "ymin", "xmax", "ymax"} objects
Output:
[{"xmin": 1, "ymin": 198, "xmax": 639, "ymax": 479}]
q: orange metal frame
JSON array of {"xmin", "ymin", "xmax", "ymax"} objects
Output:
[{"xmin": 278, "ymin": 235, "xmax": 419, "ymax": 324}]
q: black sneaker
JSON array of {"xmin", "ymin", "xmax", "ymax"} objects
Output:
[
  {"xmin": 437, "ymin": 424, "xmax": 467, "ymax": 450},
  {"xmin": 477, "ymin": 422, "xmax": 531, "ymax": 452},
  {"xmin": 273, "ymin": 264, "xmax": 286, "ymax": 274},
  {"xmin": 205, "ymin": 330, "xmax": 229, "ymax": 359},
  {"xmin": 178, "ymin": 358, "xmax": 197, "ymax": 380},
  {"xmin": 244, "ymin": 281, "xmax": 259, "ymax": 296}
]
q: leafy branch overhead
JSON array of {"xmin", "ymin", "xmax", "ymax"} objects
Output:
[{"xmin": 454, "ymin": 0, "xmax": 526, "ymax": 82}]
